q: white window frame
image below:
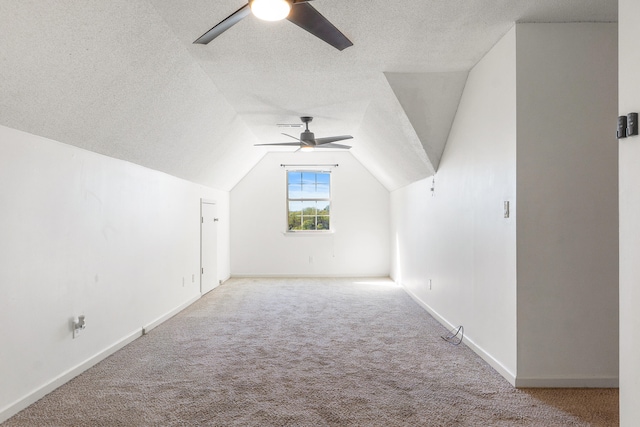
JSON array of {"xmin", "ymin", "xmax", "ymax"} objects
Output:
[{"xmin": 286, "ymin": 170, "xmax": 332, "ymax": 233}]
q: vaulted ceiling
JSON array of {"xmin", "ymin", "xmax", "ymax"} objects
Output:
[{"xmin": 0, "ymin": 1, "xmax": 616, "ymax": 191}]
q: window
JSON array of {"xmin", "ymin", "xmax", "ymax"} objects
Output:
[{"xmin": 287, "ymin": 171, "xmax": 331, "ymax": 231}]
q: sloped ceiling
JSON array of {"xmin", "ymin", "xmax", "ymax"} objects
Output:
[
  {"xmin": 0, "ymin": 1, "xmax": 616, "ymax": 191},
  {"xmin": 385, "ymin": 72, "xmax": 469, "ymax": 173}
]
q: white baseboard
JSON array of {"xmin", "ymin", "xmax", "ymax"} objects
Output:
[
  {"xmin": 515, "ymin": 376, "xmax": 619, "ymax": 388},
  {"xmin": 0, "ymin": 328, "xmax": 142, "ymax": 424},
  {"xmin": 460, "ymin": 333, "xmax": 518, "ymax": 386},
  {"xmin": 1, "ymin": 295, "xmax": 204, "ymax": 424},
  {"xmin": 400, "ymin": 281, "xmax": 517, "ymax": 385},
  {"xmin": 399, "ymin": 281, "xmax": 619, "ymax": 389},
  {"xmin": 142, "ymin": 294, "xmax": 200, "ymax": 334},
  {"xmin": 230, "ymin": 274, "xmax": 392, "ymax": 279}
]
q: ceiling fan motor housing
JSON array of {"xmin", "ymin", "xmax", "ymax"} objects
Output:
[{"xmin": 301, "ymin": 130, "xmax": 315, "ymax": 145}]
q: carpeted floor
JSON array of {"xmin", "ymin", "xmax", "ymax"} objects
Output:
[{"xmin": 3, "ymin": 277, "xmax": 618, "ymax": 426}]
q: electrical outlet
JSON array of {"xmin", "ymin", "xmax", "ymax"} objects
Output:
[
  {"xmin": 428, "ymin": 279, "xmax": 432, "ymax": 290},
  {"xmin": 72, "ymin": 315, "xmax": 86, "ymax": 339}
]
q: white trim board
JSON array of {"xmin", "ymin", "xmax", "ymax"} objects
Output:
[
  {"xmin": 515, "ymin": 376, "xmax": 619, "ymax": 388},
  {"xmin": 230, "ymin": 274, "xmax": 391, "ymax": 279},
  {"xmin": 142, "ymin": 294, "xmax": 201, "ymax": 334}
]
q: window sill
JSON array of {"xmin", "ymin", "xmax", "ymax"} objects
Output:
[{"xmin": 282, "ymin": 230, "xmax": 335, "ymax": 237}]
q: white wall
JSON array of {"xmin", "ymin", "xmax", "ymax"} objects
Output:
[
  {"xmin": 515, "ymin": 23, "xmax": 618, "ymax": 386},
  {"xmin": 391, "ymin": 23, "xmax": 618, "ymax": 388},
  {"xmin": 619, "ymin": 1, "xmax": 640, "ymax": 424},
  {"xmin": 0, "ymin": 125, "xmax": 230, "ymax": 422},
  {"xmin": 231, "ymin": 151, "xmax": 389, "ymax": 277},
  {"xmin": 391, "ymin": 27, "xmax": 518, "ymax": 381}
]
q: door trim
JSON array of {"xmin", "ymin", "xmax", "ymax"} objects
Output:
[{"xmin": 200, "ymin": 198, "xmax": 217, "ymax": 294}]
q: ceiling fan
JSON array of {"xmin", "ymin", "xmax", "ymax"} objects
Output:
[
  {"xmin": 255, "ymin": 116, "xmax": 352, "ymax": 151},
  {"xmin": 194, "ymin": 0, "xmax": 353, "ymax": 51}
]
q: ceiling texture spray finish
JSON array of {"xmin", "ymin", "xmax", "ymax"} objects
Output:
[{"xmin": 0, "ymin": 0, "xmax": 617, "ymax": 190}]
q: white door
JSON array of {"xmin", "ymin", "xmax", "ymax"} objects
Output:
[{"xmin": 201, "ymin": 200, "xmax": 218, "ymax": 294}]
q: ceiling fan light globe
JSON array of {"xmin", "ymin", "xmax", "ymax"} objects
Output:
[
  {"xmin": 250, "ymin": 0, "xmax": 291, "ymax": 21},
  {"xmin": 300, "ymin": 146, "xmax": 315, "ymax": 152}
]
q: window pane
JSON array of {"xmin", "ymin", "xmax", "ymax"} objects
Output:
[
  {"xmin": 318, "ymin": 203, "xmax": 330, "ymax": 215},
  {"xmin": 288, "ymin": 201, "xmax": 302, "ymax": 230},
  {"xmin": 315, "ymin": 173, "xmax": 330, "ymax": 199},
  {"xmin": 302, "ymin": 216, "xmax": 317, "ymax": 230},
  {"xmin": 288, "ymin": 201, "xmax": 303, "ymax": 213},
  {"xmin": 288, "ymin": 172, "xmax": 303, "ymax": 199},
  {"xmin": 315, "ymin": 184, "xmax": 330, "ymax": 199},
  {"xmin": 301, "ymin": 200, "xmax": 317, "ymax": 216},
  {"xmin": 288, "ymin": 171, "xmax": 302, "ymax": 184},
  {"xmin": 301, "ymin": 172, "xmax": 317, "ymax": 197},
  {"xmin": 288, "ymin": 183, "xmax": 303, "ymax": 199},
  {"xmin": 288, "ymin": 211, "xmax": 302, "ymax": 230},
  {"xmin": 317, "ymin": 216, "xmax": 330, "ymax": 230}
]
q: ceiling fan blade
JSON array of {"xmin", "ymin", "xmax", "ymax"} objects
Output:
[
  {"xmin": 282, "ymin": 133, "xmax": 302, "ymax": 142},
  {"xmin": 254, "ymin": 142, "xmax": 302, "ymax": 147},
  {"xmin": 194, "ymin": 4, "xmax": 251, "ymax": 44},
  {"xmin": 315, "ymin": 142, "xmax": 351, "ymax": 149},
  {"xmin": 315, "ymin": 135, "xmax": 353, "ymax": 145},
  {"xmin": 287, "ymin": 2, "xmax": 353, "ymax": 51}
]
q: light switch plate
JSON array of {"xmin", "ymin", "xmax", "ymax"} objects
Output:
[
  {"xmin": 618, "ymin": 115, "xmax": 628, "ymax": 139},
  {"xmin": 627, "ymin": 113, "xmax": 638, "ymax": 136}
]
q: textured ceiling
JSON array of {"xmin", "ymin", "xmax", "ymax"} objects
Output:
[{"xmin": 0, "ymin": 0, "xmax": 617, "ymax": 191}]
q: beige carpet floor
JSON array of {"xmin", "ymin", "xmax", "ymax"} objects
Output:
[{"xmin": 3, "ymin": 277, "xmax": 618, "ymax": 426}]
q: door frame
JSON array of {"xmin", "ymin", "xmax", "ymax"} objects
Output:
[{"xmin": 200, "ymin": 198, "xmax": 217, "ymax": 294}]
